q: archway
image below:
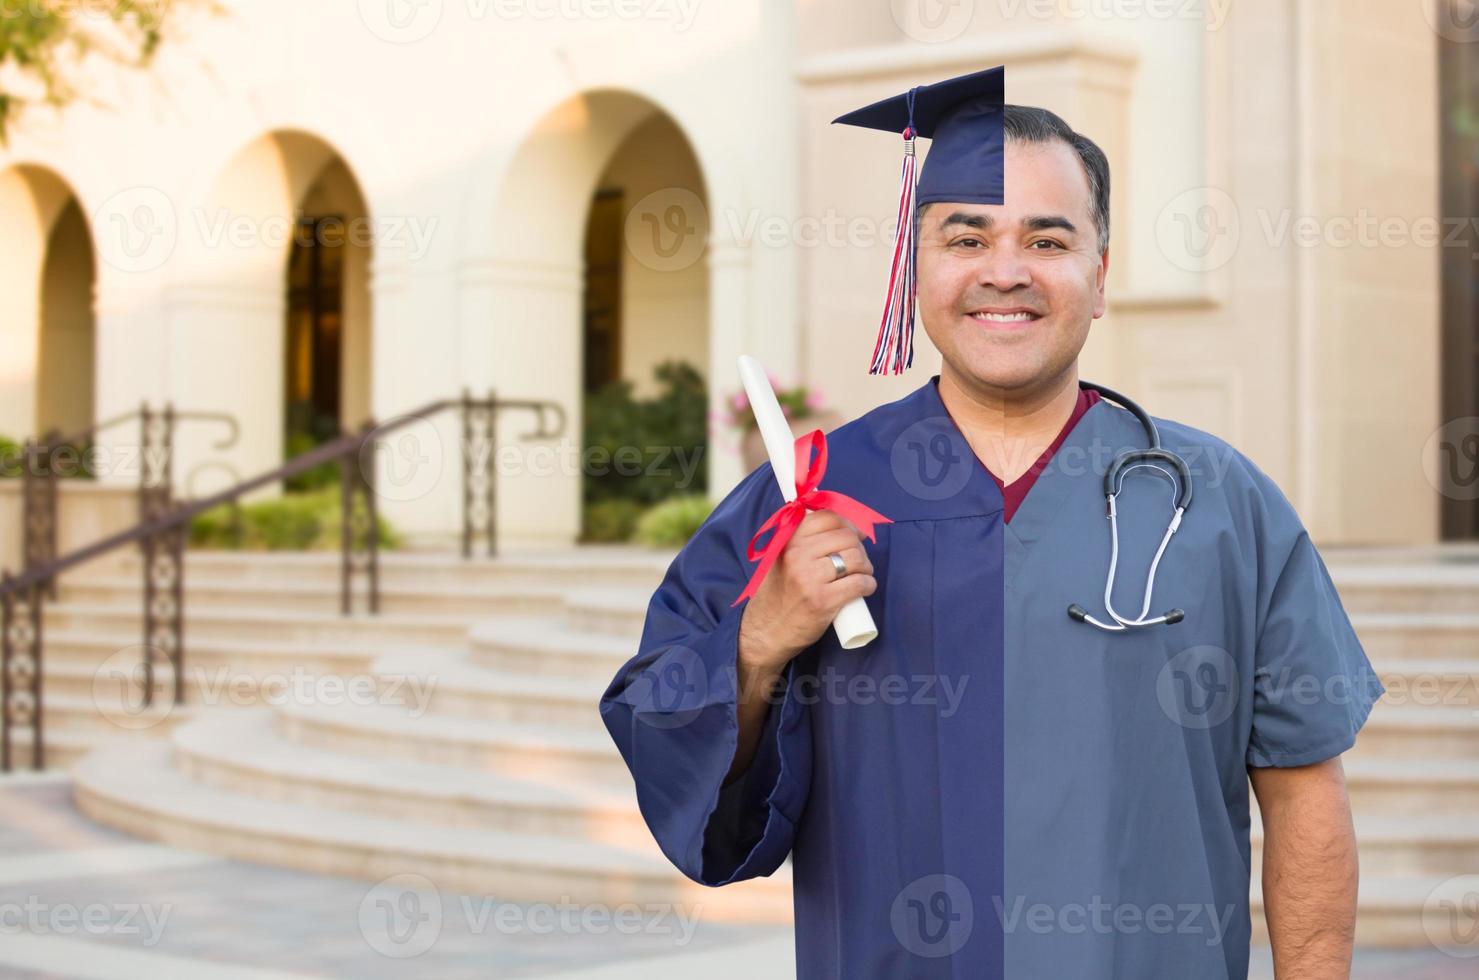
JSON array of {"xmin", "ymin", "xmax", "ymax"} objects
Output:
[
  {"xmin": 0, "ymin": 165, "xmax": 96, "ymax": 443},
  {"xmin": 173, "ymin": 131, "xmax": 372, "ymax": 486},
  {"xmin": 477, "ymin": 90, "xmax": 712, "ymax": 546}
]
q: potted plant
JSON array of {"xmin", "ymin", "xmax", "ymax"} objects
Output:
[{"xmin": 722, "ymin": 376, "xmax": 843, "ymax": 473}]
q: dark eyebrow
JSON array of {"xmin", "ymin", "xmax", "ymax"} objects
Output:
[{"xmin": 936, "ymin": 211, "xmax": 1080, "ymax": 237}]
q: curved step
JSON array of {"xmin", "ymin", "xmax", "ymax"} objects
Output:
[
  {"xmin": 42, "ymin": 601, "xmax": 475, "ymax": 646},
  {"xmin": 563, "ymin": 589, "xmax": 652, "ymax": 639},
  {"xmin": 1253, "ymin": 812, "xmax": 1479, "ymax": 878},
  {"xmin": 273, "ymin": 699, "xmax": 630, "ymax": 787},
  {"xmin": 59, "ymin": 574, "xmax": 569, "ymax": 618},
  {"xmin": 174, "ymin": 709, "xmax": 651, "ymax": 847},
  {"xmin": 1351, "ymin": 612, "xmax": 1479, "ymax": 659},
  {"xmin": 72, "ymin": 740, "xmax": 791, "ymax": 924},
  {"xmin": 1250, "ymin": 873, "xmax": 1479, "ymax": 949},
  {"xmin": 1343, "ymin": 756, "xmax": 1479, "ymax": 815},
  {"xmin": 370, "ymin": 649, "xmax": 608, "ymax": 732},
  {"xmin": 1347, "ymin": 705, "xmax": 1479, "ymax": 759},
  {"xmin": 110, "ymin": 547, "xmax": 676, "ymax": 590},
  {"xmin": 469, "ymin": 616, "xmax": 638, "ymax": 680}
]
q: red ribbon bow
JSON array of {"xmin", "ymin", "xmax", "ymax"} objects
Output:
[{"xmin": 732, "ymin": 429, "xmax": 893, "ymax": 607}]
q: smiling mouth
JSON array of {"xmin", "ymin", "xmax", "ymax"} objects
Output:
[{"xmin": 967, "ymin": 310, "xmax": 1043, "ymax": 325}]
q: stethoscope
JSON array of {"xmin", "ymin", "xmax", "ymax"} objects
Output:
[{"xmin": 1066, "ymin": 382, "xmax": 1193, "ymax": 632}]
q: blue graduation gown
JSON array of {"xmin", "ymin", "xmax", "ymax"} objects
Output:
[{"xmin": 598, "ymin": 376, "xmax": 1382, "ymax": 979}]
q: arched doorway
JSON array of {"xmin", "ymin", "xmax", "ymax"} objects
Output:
[
  {"xmin": 175, "ymin": 132, "xmax": 372, "ymax": 486},
  {"xmin": 0, "ymin": 165, "xmax": 96, "ymax": 443},
  {"xmin": 476, "ymin": 90, "xmax": 712, "ymax": 546},
  {"xmin": 283, "ymin": 158, "xmax": 373, "ymax": 474}
]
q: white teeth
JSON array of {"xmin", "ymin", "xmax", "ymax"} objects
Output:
[{"xmin": 971, "ymin": 311, "xmax": 1037, "ymax": 322}]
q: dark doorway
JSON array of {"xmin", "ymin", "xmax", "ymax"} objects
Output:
[
  {"xmin": 1440, "ymin": 32, "xmax": 1479, "ymax": 539},
  {"xmin": 583, "ymin": 188, "xmax": 624, "ymax": 394},
  {"xmin": 285, "ymin": 215, "xmax": 345, "ymax": 460}
]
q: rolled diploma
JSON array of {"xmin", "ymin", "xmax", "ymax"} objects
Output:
[{"xmin": 737, "ymin": 355, "xmax": 879, "ymax": 650}]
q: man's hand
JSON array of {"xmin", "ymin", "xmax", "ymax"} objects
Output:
[
  {"xmin": 1250, "ymin": 756, "xmax": 1358, "ymax": 979},
  {"xmin": 724, "ymin": 510, "xmax": 877, "ymax": 784}
]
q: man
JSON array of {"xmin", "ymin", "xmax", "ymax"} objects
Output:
[{"xmin": 599, "ymin": 66, "xmax": 1382, "ymax": 979}]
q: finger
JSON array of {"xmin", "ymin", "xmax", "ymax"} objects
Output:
[
  {"xmin": 799, "ymin": 528, "xmax": 870, "ymax": 562},
  {"xmin": 822, "ymin": 573, "xmax": 877, "ymax": 607},
  {"xmin": 793, "ymin": 510, "xmax": 846, "ymax": 538},
  {"xmin": 810, "ymin": 545, "xmax": 871, "ymax": 585}
]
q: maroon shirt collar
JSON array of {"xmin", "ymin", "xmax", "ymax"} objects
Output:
[{"xmin": 988, "ymin": 385, "xmax": 1102, "ymax": 524}]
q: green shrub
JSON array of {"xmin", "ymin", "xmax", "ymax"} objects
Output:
[
  {"xmin": 582, "ymin": 498, "xmax": 644, "ymax": 543},
  {"xmin": 188, "ymin": 486, "xmax": 400, "ymax": 551},
  {"xmin": 633, "ymin": 494, "xmax": 715, "ymax": 548},
  {"xmin": 0, "ymin": 435, "xmax": 96, "ymax": 479},
  {"xmin": 0, "ymin": 435, "xmax": 20, "ymax": 478},
  {"xmin": 283, "ymin": 429, "xmax": 341, "ymax": 493},
  {"xmin": 583, "ymin": 361, "xmax": 707, "ymax": 507}
]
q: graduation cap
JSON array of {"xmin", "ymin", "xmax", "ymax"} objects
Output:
[{"xmin": 832, "ymin": 65, "xmax": 1005, "ymax": 375}]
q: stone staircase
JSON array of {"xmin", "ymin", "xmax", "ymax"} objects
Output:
[
  {"xmin": 1250, "ymin": 547, "xmax": 1479, "ymax": 949},
  {"xmin": 46, "ymin": 547, "xmax": 790, "ymax": 925},
  {"xmin": 16, "ymin": 544, "xmax": 1479, "ymax": 945}
]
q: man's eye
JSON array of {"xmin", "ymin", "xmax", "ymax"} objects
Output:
[
  {"xmin": 951, "ymin": 238, "xmax": 985, "ymax": 248},
  {"xmin": 1030, "ymin": 239, "xmax": 1064, "ymax": 250}
]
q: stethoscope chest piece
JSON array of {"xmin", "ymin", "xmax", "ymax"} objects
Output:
[{"xmin": 1066, "ymin": 383, "xmax": 1193, "ymax": 633}]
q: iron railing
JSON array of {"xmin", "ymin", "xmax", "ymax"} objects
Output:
[
  {"xmin": 0, "ymin": 392, "xmax": 564, "ymax": 771},
  {"xmin": 14, "ymin": 405, "xmax": 240, "ymax": 597}
]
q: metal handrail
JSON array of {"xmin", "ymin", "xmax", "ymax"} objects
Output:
[
  {"xmin": 0, "ymin": 392, "xmax": 565, "ymax": 771},
  {"xmin": 13, "ymin": 406, "xmax": 241, "ymax": 472}
]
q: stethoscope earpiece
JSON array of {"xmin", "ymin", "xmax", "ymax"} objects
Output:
[{"xmin": 1068, "ymin": 382, "xmax": 1193, "ymax": 634}]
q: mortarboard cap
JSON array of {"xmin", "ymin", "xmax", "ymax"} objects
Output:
[{"xmin": 832, "ymin": 65, "xmax": 1005, "ymax": 374}]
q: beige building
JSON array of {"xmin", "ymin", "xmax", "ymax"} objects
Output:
[{"xmin": 0, "ymin": 0, "xmax": 1463, "ymax": 550}]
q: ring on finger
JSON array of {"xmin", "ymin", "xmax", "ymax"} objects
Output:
[{"xmin": 827, "ymin": 552, "xmax": 849, "ymax": 580}]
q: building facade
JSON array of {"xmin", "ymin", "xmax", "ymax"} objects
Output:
[{"xmin": 0, "ymin": 0, "xmax": 1459, "ymax": 549}]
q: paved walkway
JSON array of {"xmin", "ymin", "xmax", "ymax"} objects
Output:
[{"xmin": 0, "ymin": 773, "xmax": 1472, "ymax": 978}]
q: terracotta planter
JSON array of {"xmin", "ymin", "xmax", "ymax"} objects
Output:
[{"xmin": 740, "ymin": 410, "xmax": 845, "ymax": 474}]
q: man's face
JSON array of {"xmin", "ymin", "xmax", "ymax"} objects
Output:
[{"xmin": 915, "ymin": 139, "xmax": 1108, "ymax": 395}]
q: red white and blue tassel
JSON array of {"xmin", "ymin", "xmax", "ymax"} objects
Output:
[{"xmin": 870, "ymin": 114, "xmax": 919, "ymax": 375}]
